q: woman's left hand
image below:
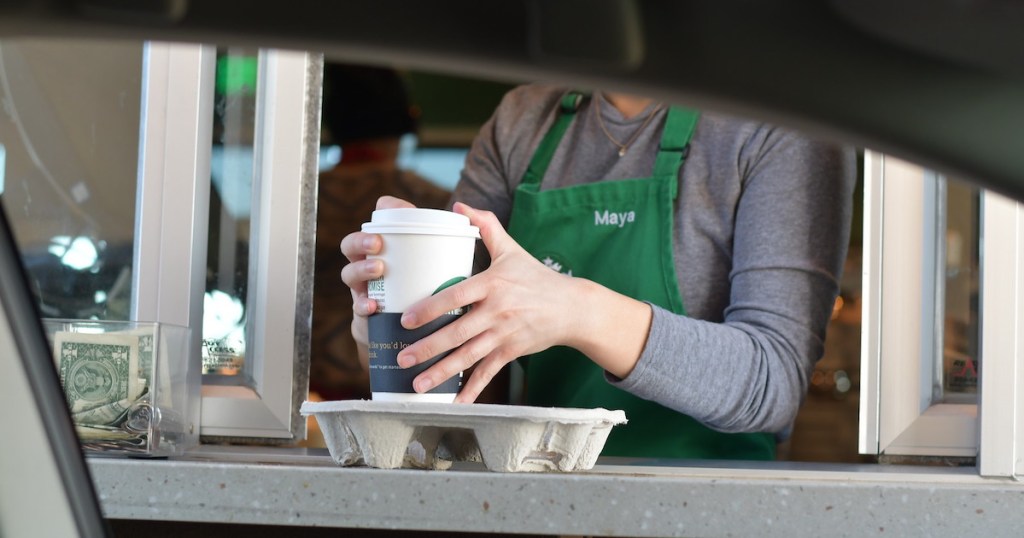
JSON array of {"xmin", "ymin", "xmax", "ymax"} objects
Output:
[{"xmin": 395, "ymin": 202, "xmax": 652, "ymax": 403}]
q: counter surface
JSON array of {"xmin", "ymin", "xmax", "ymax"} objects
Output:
[{"xmin": 89, "ymin": 446, "xmax": 1022, "ymax": 537}]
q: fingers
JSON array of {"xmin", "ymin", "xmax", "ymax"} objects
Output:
[
  {"xmin": 399, "ymin": 204, "xmax": 512, "ymax": 331},
  {"xmin": 370, "ymin": 201, "xmax": 521, "ymax": 400},
  {"xmin": 398, "ymin": 311, "xmax": 496, "ymax": 369},
  {"xmin": 340, "ymin": 231, "xmax": 384, "ymax": 325},
  {"xmin": 453, "ymin": 355, "xmax": 508, "ymax": 403},
  {"xmin": 453, "ymin": 202, "xmax": 516, "ymax": 259},
  {"xmin": 400, "ymin": 273, "xmax": 486, "ymax": 330},
  {"xmin": 340, "ymin": 257, "xmax": 383, "ymax": 290},
  {"xmin": 349, "ymin": 289, "xmax": 378, "ymax": 318},
  {"xmin": 395, "ymin": 302, "xmax": 506, "ymax": 395},
  {"xmin": 411, "ymin": 332, "xmax": 512, "ymax": 398},
  {"xmin": 377, "ymin": 195, "xmax": 417, "ymax": 210},
  {"xmin": 339, "ymin": 231, "xmax": 381, "ymax": 263},
  {"xmin": 341, "ymin": 195, "xmax": 415, "ymax": 261},
  {"xmin": 342, "ymin": 196, "xmax": 416, "ymax": 368}
]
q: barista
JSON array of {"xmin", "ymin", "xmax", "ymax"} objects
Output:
[{"xmin": 341, "ymin": 85, "xmax": 856, "ymax": 459}]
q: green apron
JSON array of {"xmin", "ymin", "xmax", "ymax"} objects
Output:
[{"xmin": 507, "ymin": 93, "xmax": 776, "ymax": 460}]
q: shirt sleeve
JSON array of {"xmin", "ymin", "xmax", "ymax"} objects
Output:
[
  {"xmin": 451, "ymin": 85, "xmax": 561, "ymax": 272},
  {"xmin": 609, "ymin": 128, "xmax": 857, "ymax": 435}
]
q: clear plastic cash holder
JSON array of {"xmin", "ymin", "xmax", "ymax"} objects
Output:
[
  {"xmin": 42, "ymin": 319, "xmax": 200, "ymax": 458},
  {"xmin": 301, "ymin": 400, "xmax": 627, "ymax": 472}
]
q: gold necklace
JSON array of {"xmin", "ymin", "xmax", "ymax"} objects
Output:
[{"xmin": 593, "ymin": 98, "xmax": 663, "ymax": 157}]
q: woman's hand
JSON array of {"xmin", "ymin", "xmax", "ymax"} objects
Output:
[
  {"xmin": 395, "ymin": 202, "xmax": 654, "ymax": 403},
  {"xmin": 339, "ymin": 196, "xmax": 416, "ymax": 368}
]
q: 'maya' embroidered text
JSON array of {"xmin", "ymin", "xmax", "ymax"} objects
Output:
[{"xmin": 594, "ymin": 209, "xmax": 636, "ymax": 228}]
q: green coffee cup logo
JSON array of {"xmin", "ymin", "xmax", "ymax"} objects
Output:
[
  {"xmin": 433, "ymin": 276, "xmax": 466, "ymax": 295},
  {"xmin": 434, "ymin": 276, "xmax": 467, "ymax": 315}
]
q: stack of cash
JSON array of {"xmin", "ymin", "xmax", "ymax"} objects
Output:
[{"xmin": 52, "ymin": 330, "xmax": 155, "ymax": 453}]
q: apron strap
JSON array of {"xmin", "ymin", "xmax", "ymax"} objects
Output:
[
  {"xmin": 522, "ymin": 92, "xmax": 585, "ymax": 187},
  {"xmin": 653, "ymin": 106, "xmax": 700, "ymax": 198},
  {"xmin": 524, "ymin": 93, "xmax": 700, "ymax": 194}
]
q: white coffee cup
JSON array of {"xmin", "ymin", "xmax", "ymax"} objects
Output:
[{"xmin": 361, "ymin": 208, "xmax": 480, "ymax": 403}]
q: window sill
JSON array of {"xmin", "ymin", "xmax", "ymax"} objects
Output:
[{"xmin": 88, "ymin": 445, "xmax": 1020, "ymax": 536}]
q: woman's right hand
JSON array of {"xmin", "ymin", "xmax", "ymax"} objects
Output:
[{"xmin": 340, "ymin": 196, "xmax": 417, "ymax": 366}]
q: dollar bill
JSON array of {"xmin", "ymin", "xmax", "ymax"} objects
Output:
[
  {"xmin": 53, "ymin": 332, "xmax": 141, "ymax": 412},
  {"xmin": 134, "ymin": 327, "xmax": 170, "ymax": 401},
  {"xmin": 75, "ymin": 424, "xmax": 143, "ymax": 442},
  {"xmin": 123, "ymin": 326, "xmax": 174, "ymax": 401},
  {"xmin": 138, "ymin": 333, "xmax": 153, "ymax": 382},
  {"xmin": 71, "ymin": 397, "xmax": 133, "ymax": 426},
  {"xmin": 77, "ymin": 420, "xmax": 149, "ymax": 456}
]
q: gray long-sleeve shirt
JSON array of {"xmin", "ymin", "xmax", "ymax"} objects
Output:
[{"xmin": 452, "ymin": 84, "xmax": 856, "ymax": 435}]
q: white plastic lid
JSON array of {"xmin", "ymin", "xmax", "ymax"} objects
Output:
[{"xmin": 362, "ymin": 208, "xmax": 480, "ymax": 238}]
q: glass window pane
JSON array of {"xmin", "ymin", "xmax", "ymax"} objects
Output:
[
  {"xmin": 202, "ymin": 47, "xmax": 258, "ymax": 380},
  {"xmin": 0, "ymin": 39, "xmax": 142, "ymax": 321},
  {"xmin": 940, "ymin": 179, "xmax": 980, "ymax": 403}
]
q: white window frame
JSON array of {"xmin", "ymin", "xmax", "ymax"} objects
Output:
[
  {"xmin": 859, "ymin": 151, "xmax": 978, "ymax": 457},
  {"xmin": 860, "ymin": 152, "xmax": 1024, "ymax": 479},
  {"xmin": 133, "ymin": 42, "xmax": 320, "ymax": 440},
  {"xmin": 977, "ymin": 191, "xmax": 1024, "ymax": 478}
]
